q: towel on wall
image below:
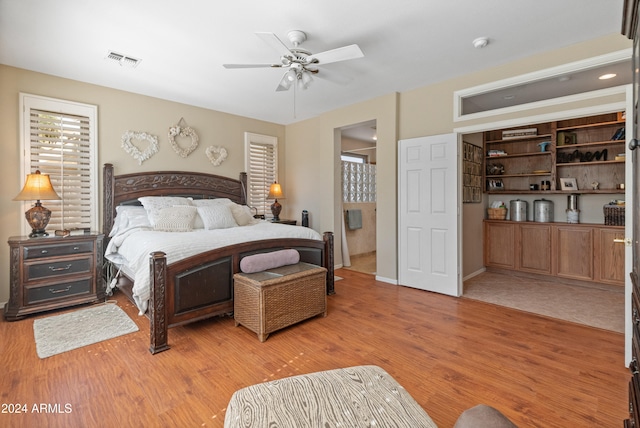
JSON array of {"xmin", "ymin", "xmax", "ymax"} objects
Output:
[{"xmin": 346, "ymin": 209, "xmax": 362, "ymax": 230}]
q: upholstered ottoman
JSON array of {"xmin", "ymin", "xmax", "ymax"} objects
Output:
[
  {"xmin": 233, "ymin": 262, "xmax": 327, "ymax": 342},
  {"xmin": 224, "ymin": 365, "xmax": 437, "ymax": 428}
]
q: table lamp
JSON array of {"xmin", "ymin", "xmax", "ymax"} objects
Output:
[
  {"xmin": 267, "ymin": 182, "xmax": 283, "ymax": 221},
  {"xmin": 13, "ymin": 170, "xmax": 61, "ymax": 237}
]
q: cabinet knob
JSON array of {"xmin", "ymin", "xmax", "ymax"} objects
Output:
[{"xmin": 630, "ymin": 138, "xmax": 639, "ymax": 151}]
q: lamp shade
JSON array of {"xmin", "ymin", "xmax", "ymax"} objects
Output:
[
  {"xmin": 268, "ymin": 182, "xmax": 283, "ymax": 199},
  {"xmin": 13, "ymin": 170, "xmax": 60, "ymax": 201},
  {"xmin": 14, "ymin": 170, "xmax": 60, "ymax": 238}
]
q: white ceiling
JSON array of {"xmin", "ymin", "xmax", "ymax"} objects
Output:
[{"xmin": 0, "ymin": 0, "xmax": 627, "ymax": 125}]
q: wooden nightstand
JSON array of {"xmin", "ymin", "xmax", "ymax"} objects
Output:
[
  {"xmin": 271, "ymin": 219, "xmax": 297, "ymax": 225},
  {"xmin": 4, "ymin": 233, "xmax": 105, "ymax": 320}
]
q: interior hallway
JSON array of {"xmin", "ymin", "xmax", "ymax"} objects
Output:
[{"xmin": 343, "ymin": 251, "xmax": 376, "ymax": 275}]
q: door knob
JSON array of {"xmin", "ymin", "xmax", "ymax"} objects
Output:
[
  {"xmin": 630, "ymin": 138, "xmax": 639, "ymax": 151},
  {"xmin": 613, "ymin": 237, "xmax": 632, "ymax": 246}
]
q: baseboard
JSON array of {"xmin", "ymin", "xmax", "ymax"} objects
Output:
[
  {"xmin": 463, "ymin": 268, "xmax": 486, "ymax": 282},
  {"xmin": 375, "ymin": 275, "xmax": 398, "ymax": 285}
]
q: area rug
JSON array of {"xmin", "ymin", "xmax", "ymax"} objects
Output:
[{"xmin": 33, "ymin": 303, "xmax": 138, "ymax": 358}]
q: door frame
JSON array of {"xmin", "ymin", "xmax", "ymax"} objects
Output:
[{"xmin": 454, "ymin": 90, "xmax": 632, "ymax": 364}]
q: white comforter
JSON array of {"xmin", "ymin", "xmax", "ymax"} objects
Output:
[{"xmin": 105, "ymin": 222, "xmax": 323, "ymax": 314}]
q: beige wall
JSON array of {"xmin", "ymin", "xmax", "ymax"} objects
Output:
[
  {"xmin": 343, "ymin": 202, "xmax": 377, "ymax": 257},
  {"xmin": 0, "ymin": 33, "xmax": 632, "ymax": 303},
  {"xmin": 0, "ymin": 65, "xmax": 285, "ymax": 303}
]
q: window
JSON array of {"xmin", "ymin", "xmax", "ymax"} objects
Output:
[
  {"xmin": 341, "ymin": 153, "xmax": 366, "ymax": 163},
  {"xmin": 342, "ymin": 161, "xmax": 376, "ymax": 203},
  {"xmin": 19, "ymin": 94, "xmax": 98, "ymax": 234},
  {"xmin": 244, "ymin": 132, "xmax": 277, "ymax": 218}
]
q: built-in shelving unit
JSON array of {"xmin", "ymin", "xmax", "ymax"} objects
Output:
[{"xmin": 484, "ymin": 112, "xmax": 625, "ymax": 194}]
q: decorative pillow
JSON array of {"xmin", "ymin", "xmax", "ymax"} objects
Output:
[
  {"xmin": 153, "ymin": 206, "xmax": 198, "ymax": 232},
  {"xmin": 191, "ymin": 198, "xmax": 235, "ymax": 207},
  {"xmin": 230, "ymin": 204, "xmax": 258, "ymax": 226},
  {"xmin": 196, "ymin": 204, "xmax": 238, "ymax": 230},
  {"xmin": 110, "ymin": 205, "xmax": 150, "ymax": 237},
  {"xmin": 240, "ymin": 249, "xmax": 300, "ymax": 273},
  {"xmin": 138, "ymin": 196, "xmax": 192, "ymax": 226}
]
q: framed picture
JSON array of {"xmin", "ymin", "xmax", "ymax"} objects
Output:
[{"xmin": 560, "ymin": 177, "xmax": 578, "ymax": 191}]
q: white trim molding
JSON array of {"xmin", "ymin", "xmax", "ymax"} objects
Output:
[{"xmin": 453, "ymin": 49, "xmax": 632, "ymax": 122}]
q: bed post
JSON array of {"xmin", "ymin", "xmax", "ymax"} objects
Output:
[
  {"xmin": 103, "ymin": 163, "xmax": 115, "ymax": 244},
  {"xmin": 239, "ymin": 172, "xmax": 247, "ymax": 205},
  {"xmin": 149, "ymin": 251, "xmax": 170, "ymax": 354},
  {"xmin": 323, "ymin": 231, "xmax": 335, "ymax": 295}
]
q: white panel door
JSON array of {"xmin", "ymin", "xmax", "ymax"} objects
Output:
[{"xmin": 398, "ymin": 133, "xmax": 460, "ymax": 296}]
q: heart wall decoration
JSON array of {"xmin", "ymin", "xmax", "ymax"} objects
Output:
[
  {"xmin": 168, "ymin": 118, "xmax": 199, "ymax": 158},
  {"xmin": 121, "ymin": 131, "xmax": 159, "ymax": 165},
  {"xmin": 206, "ymin": 146, "xmax": 228, "ymax": 166}
]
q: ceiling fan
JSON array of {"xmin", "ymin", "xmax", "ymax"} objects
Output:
[{"xmin": 223, "ymin": 30, "xmax": 364, "ymax": 92}]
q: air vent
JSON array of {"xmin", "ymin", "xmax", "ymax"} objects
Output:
[{"xmin": 105, "ymin": 50, "xmax": 141, "ymax": 68}]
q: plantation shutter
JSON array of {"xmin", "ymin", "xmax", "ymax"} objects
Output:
[
  {"xmin": 245, "ymin": 133, "xmax": 277, "ymax": 217},
  {"xmin": 20, "ymin": 94, "xmax": 98, "ymax": 234}
]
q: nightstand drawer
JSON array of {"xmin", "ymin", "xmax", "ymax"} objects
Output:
[
  {"xmin": 26, "ymin": 278, "xmax": 92, "ymax": 304},
  {"xmin": 26, "ymin": 257, "xmax": 92, "ymax": 281},
  {"xmin": 24, "ymin": 241, "xmax": 94, "ymax": 260}
]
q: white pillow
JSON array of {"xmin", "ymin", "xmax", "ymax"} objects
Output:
[
  {"xmin": 153, "ymin": 206, "xmax": 198, "ymax": 232},
  {"xmin": 138, "ymin": 196, "xmax": 192, "ymax": 226},
  {"xmin": 110, "ymin": 205, "xmax": 150, "ymax": 237},
  {"xmin": 230, "ymin": 204, "xmax": 258, "ymax": 226},
  {"xmin": 196, "ymin": 204, "xmax": 238, "ymax": 230},
  {"xmin": 191, "ymin": 198, "xmax": 235, "ymax": 207}
]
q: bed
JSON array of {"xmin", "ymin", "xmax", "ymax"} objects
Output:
[{"xmin": 102, "ymin": 163, "xmax": 334, "ymax": 354}]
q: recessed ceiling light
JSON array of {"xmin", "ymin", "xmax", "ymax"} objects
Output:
[
  {"xmin": 503, "ymin": 95, "xmax": 515, "ymax": 100},
  {"xmin": 599, "ymin": 73, "xmax": 617, "ymax": 80},
  {"xmin": 472, "ymin": 37, "xmax": 489, "ymax": 49}
]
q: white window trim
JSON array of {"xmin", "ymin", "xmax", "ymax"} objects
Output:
[
  {"xmin": 453, "ymin": 49, "xmax": 632, "ymax": 122},
  {"xmin": 244, "ymin": 132, "xmax": 278, "ymax": 218},
  {"xmin": 19, "ymin": 93, "xmax": 99, "ymax": 235}
]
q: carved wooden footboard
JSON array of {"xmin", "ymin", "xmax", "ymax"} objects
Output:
[{"xmin": 103, "ymin": 164, "xmax": 334, "ymax": 354}]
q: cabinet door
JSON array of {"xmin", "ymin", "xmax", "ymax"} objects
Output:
[
  {"xmin": 556, "ymin": 226, "xmax": 593, "ymax": 281},
  {"xmin": 595, "ymin": 228, "xmax": 625, "ymax": 286},
  {"xmin": 518, "ymin": 224, "xmax": 552, "ymax": 274},
  {"xmin": 484, "ymin": 222, "xmax": 516, "ymax": 269}
]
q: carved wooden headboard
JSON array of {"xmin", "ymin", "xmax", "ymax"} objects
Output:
[{"xmin": 102, "ymin": 163, "xmax": 247, "ymax": 237}]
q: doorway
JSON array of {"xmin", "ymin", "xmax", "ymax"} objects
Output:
[{"xmin": 340, "ymin": 120, "xmax": 377, "ymax": 275}]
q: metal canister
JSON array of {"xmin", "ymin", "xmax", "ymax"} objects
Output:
[
  {"xmin": 534, "ymin": 198, "xmax": 554, "ymax": 222},
  {"xmin": 509, "ymin": 199, "xmax": 528, "ymax": 222}
]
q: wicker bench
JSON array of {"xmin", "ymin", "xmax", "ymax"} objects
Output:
[{"xmin": 233, "ymin": 262, "xmax": 327, "ymax": 342}]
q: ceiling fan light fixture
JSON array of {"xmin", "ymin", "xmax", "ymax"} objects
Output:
[{"xmin": 300, "ymin": 71, "xmax": 313, "ymax": 88}]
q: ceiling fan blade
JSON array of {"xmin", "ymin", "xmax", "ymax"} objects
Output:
[
  {"xmin": 255, "ymin": 32, "xmax": 293, "ymax": 58},
  {"xmin": 315, "ymin": 68, "xmax": 353, "ymax": 86},
  {"xmin": 223, "ymin": 63, "xmax": 281, "ymax": 69},
  {"xmin": 308, "ymin": 44, "xmax": 364, "ymax": 65}
]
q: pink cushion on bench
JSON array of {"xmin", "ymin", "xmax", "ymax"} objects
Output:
[{"xmin": 240, "ymin": 249, "xmax": 300, "ymax": 273}]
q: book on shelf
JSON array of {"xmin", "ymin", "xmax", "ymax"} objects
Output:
[{"xmin": 54, "ymin": 228, "xmax": 91, "ymax": 237}]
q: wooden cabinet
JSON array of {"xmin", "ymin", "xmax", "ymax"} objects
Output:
[
  {"xmin": 4, "ymin": 233, "xmax": 105, "ymax": 320},
  {"xmin": 555, "ymin": 225, "xmax": 593, "ymax": 281},
  {"xmin": 484, "ymin": 112, "xmax": 626, "ymax": 194},
  {"xmin": 484, "ymin": 221, "xmax": 624, "ymax": 287},
  {"xmin": 595, "ymin": 228, "xmax": 626, "ymax": 285},
  {"xmin": 483, "ymin": 221, "xmax": 515, "ymax": 269},
  {"xmin": 518, "ymin": 223, "xmax": 552, "ymax": 274}
]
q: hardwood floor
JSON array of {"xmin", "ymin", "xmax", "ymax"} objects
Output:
[{"xmin": 0, "ymin": 269, "xmax": 628, "ymax": 427}]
